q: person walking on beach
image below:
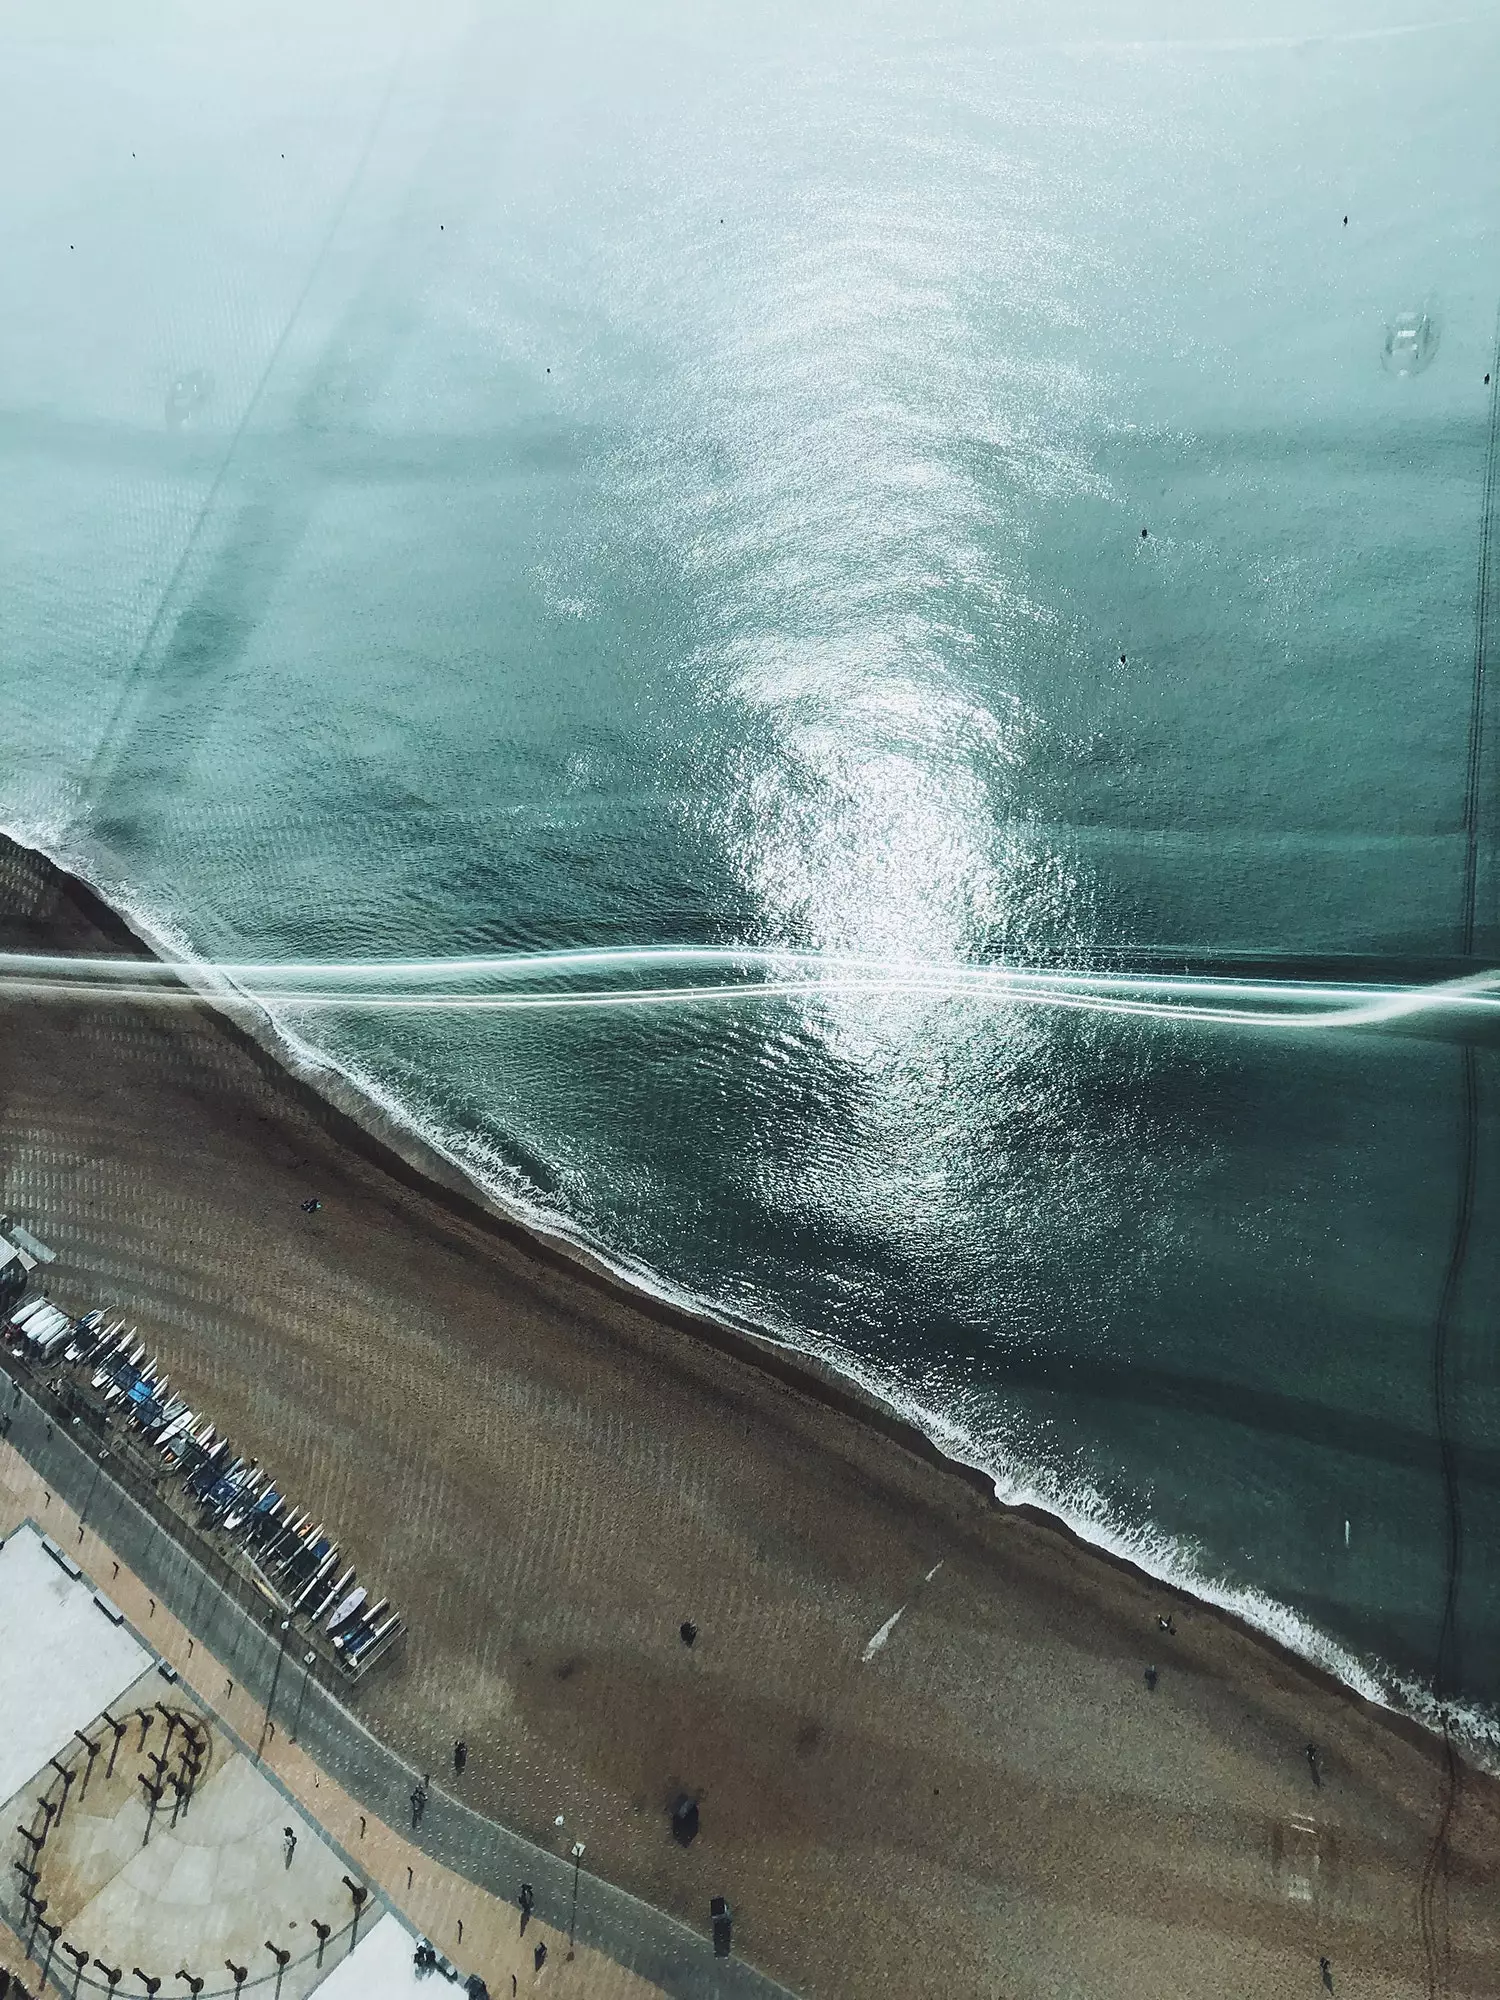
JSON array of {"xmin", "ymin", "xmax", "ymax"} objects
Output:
[
  {"xmin": 1306, "ymin": 1743, "xmax": 1321, "ymax": 1787},
  {"xmin": 453, "ymin": 1739, "xmax": 467, "ymax": 1775},
  {"xmin": 519, "ymin": 1883, "xmax": 534, "ymax": 1935},
  {"xmin": 410, "ymin": 1783, "xmax": 426, "ymax": 1830},
  {"xmin": 282, "ymin": 1826, "xmax": 297, "ymax": 1867},
  {"xmin": 1320, "ymin": 1954, "xmax": 1334, "ymax": 1991}
]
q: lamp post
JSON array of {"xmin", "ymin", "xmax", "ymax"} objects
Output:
[
  {"xmin": 568, "ymin": 1842, "xmax": 586, "ymax": 1953},
  {"xmin": 79, "ymin": 1445, "xmax": 109, "ymax": 1538},
  {"xmin": 258, "ymin": 1618, "xmax": 292, "ymax": 1762},
  {"xmin": 288, "ymin": 1648, "xmax": 316, "ymax": 1744}
]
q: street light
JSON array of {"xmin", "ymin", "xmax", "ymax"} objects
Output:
[{"xmin": 568, "ymin": 1842, "xmax": 586, "ymax": 1952}]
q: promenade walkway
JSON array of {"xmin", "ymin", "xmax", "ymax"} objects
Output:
[{"xmin": 0, "ymin": 1376, "xmax": 796, "ymax": 2000}]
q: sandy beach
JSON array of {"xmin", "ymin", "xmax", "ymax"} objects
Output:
[{"xmin": 1, "ymin": 830, "xmax": 1497, "ymax": 1999}]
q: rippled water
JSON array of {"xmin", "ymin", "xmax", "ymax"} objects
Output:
[{"xmin": 3, "ymin": 0, "xmax": 1500, "ymax": 1737}]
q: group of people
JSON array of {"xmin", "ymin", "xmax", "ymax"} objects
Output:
[{"xmin": 411, "ymin": 1738, "xmax": 470, "ymax": 1826}]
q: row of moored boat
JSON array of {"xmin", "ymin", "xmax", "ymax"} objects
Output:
[{"xmin": 3, "ymin": 1298, "xmax": 402, "ymax": 1674}]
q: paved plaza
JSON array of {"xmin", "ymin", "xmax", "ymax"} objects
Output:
[
  {"xmin": 0, "ymin": 1523, "xmax": 419, "ymax": 1998},
  {"xmin": 0, "ymin": 1528, "xmax": 149, "ymax": 1806}
]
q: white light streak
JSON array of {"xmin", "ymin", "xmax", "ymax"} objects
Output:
[{"xmin": 0, "ymin": 948, "xmax": 1495, "ymax": 1035}]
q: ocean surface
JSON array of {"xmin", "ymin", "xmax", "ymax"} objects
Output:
[{"xmin": 3, "ymin": 0, "xmax": 1500, "ymax": 1745}]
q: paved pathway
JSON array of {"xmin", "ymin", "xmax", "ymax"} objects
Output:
[{"xmin": 0, "ymin": 1378, "xmax": 796, "ymax": 2000}]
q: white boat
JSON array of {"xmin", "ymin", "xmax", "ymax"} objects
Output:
[
  {"xmin": 63, "ymin": 1308, "xmax": 107, "ymax": 1362},
  {"xmin": 274, "ymin": 1522, "xmax": 325, "ymax": 1579},
  {"xmin": 325, "ymin": 1584, "xmax": 366, "ymax": 1634},
  {"xmin": 334, "ymin": 1596, "xmax": 388, "ymax": 1652},
  {"xmin": 166, "ymin": 1418, "xmax": 212, "ymax": 1459},
  {"xmin": 93, "ymin": 1335, "xmax": 141, "ymax": 1390},
  {"xmin": 347, "ymin": 1611, "xmax": 402, "ymax": 1664},
  {"xmin": 311, "ymin": 1567, "xmax": 355, "ymax": 1625},
  {"xmin": 262, "ymin": 1511, "xmax": 311, "ymax": 1566},
  {"xmin": 294, "ymin": 1548, "xmax": 339, "ymax": 1609},
  {"xmin": 30, "ymin": 1308, "xmax": 74, "ymax": 1356},
  {"xmin": 146, "ymin": 1397, "xmax": 187, "ymax": 1438},
  {"xmin": 222, "ymin": 1473, "xmax": 268, "ymax": 1534},
  {"xmin": 155, "ymin": 1410, "xmax": 196, "ymax": 1455}
]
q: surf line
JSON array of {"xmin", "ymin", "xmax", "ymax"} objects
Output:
[{"xmin": 861, "ymin": 1559, "xmax": 944, "ymax": 1664}]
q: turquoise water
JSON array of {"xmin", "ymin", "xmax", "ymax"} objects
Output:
[{"xmin": 3, "ymin": 0, "xmax": 1500, "ymax": 1740}]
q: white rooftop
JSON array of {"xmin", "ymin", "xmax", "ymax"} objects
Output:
[{"xmin": 0, "ymin": 1522, "xmax": 150, "ymax": 1805}]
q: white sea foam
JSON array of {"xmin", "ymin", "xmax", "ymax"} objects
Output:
[{"xmin": 6, "ymin": 811, "xmax": 1499, "ymax": 1775}]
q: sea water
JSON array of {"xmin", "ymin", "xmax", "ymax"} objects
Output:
[{"xmin": 2, "ymin": 0, "xmax": 1499, "ymax": 1747}]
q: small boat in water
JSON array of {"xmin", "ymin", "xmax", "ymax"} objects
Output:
[{"xmin": 1382, "ymin": 302, "xmax": 1441, "ymax": 376}]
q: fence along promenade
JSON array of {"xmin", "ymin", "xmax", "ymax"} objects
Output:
[{"xmin": 0, "ymin": 1363, "xmax": 797, "ymax": 2000}]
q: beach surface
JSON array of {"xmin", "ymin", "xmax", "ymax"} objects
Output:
[{"xmin": 1, "ymin": 831, "xmax": 1497, "ymax": 2000}]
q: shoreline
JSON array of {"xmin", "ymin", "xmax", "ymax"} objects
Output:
[
  {"xmin": 4, "ymin": 822, "xmax": 1500, "ymax": 1995},
  {"xmin": 1, "ymin": 820, "xmax": 1493, "ymax": 1780}
]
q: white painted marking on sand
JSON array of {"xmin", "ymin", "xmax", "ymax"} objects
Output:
[
  {"xmin": 863, "ymin": 1559, "xmax": 945, "ymax": 1663},
  {"xmin": 862, "ymin": 1605, "xmax": 906, "ymax": 1663}
]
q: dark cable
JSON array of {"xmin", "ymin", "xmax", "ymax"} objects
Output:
[{"xmin": 81, "ymin": 46, "xmax": 407, "ymax": 807}]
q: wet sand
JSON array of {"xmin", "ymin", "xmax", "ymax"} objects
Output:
[{"xmin": 1, "ymin": 831, "xmax": 1497, "ymax": 1998}]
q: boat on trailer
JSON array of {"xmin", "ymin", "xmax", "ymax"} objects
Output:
[
  {"xmin": 279, "ymin": 1529, "xmax": 330, "ymax": 1589},
  {"xmin": 222, "ymin": 1475, "xmax": 270, "ymax": 1536},
  {"xmin": 63, "ymin": 1309, "xmax": 109, "ymax": 1363},
  {"xmin": 185, "ymin": 1441, "xmax": 230, "ymax": 1497},
  {"xmin": 29, "ymin": 1308, "xmax": 76, "ymax": 1358},
  {"xmin": 325, "ymin": 1585, "xmax": 367, "ymax": 1636},
  {"xmin": 311, "ymin": 1567, "xmax": 355, "ymax": 1626},
  {"xmin": 163, "ymin": 1418, "xmax": 211, "ymax": 1464},
  {"xmin": 334, "ymin": 1596, "xmax": 389, "ymax": 1654},
  {"xmin": 294, "ymin": 1546, "xmax": 340, "ymax": 1610},
  {"xmin": 94, "ymin": 1337, "xmax": 143, "ymax": 1391},
  {"xmin": 345, "ymin": 1611, "xmax": 402, "ymax": 1668},
  {"xmin": 260, "ymin": 1510, "xmax": 311, "ymax": 1566}
]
